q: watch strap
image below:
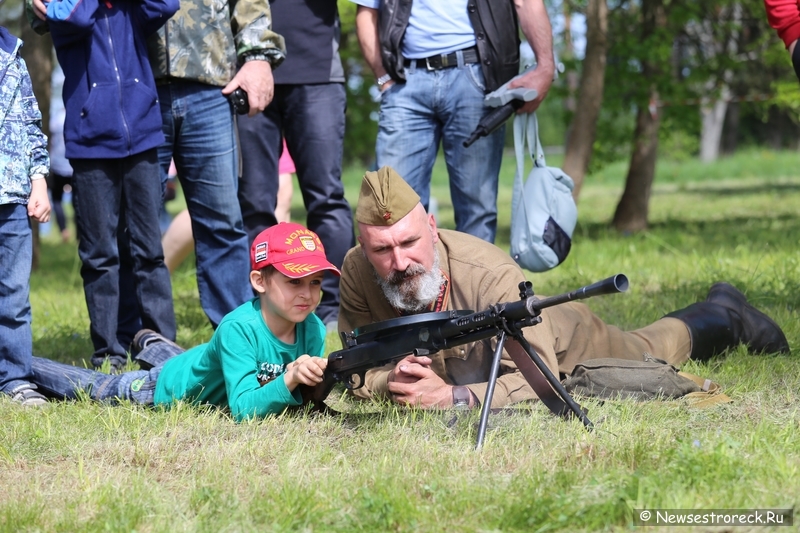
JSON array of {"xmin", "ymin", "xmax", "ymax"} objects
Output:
[
  {"xmin": 452, "ymin": 386, "xmax": 472, "ymax": 407},
  {"xmin": 377, "ymin": 73, "xmax": 392, "ymax": 86}
]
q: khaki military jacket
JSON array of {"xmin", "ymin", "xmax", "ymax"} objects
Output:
[{"xmin": 339, "ymin": 229, "xmax": 561, "ymax": 408}]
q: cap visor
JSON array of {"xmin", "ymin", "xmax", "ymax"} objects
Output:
[{"xmin": 273, "ymin": 261, "xmax": 341, "ymax": 279}]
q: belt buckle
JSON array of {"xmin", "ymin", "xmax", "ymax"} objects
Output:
[{"xmin": 426, "ymin": 53, "xmax": 449, "ymax": 71}]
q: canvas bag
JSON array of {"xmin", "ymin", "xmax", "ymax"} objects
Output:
[
  {"xmin": 510, "ymin": 112, "xmax": 578, "ymax": 272},
  {"xmin": 562, "ymin": 353, "xmax": 732, "ymax": 407}
]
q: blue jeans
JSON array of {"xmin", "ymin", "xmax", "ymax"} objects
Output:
[
  {"xmin": 71, "ymin": 150, "xmax": 176, "ymax": 366},
  {"xmin": 0, "ymin": 204, "xmax": 34, "ymax": 394},
  {"xmin": 376, "ymin": 58, "xmax": 505, "ymax": 243},
  {"xmin": 237, "ymin": 83, "xmax": 354, "ymax": 324},
  {"xmin": 31, "ymin": 341, "xmax": 184, "ymax": 404},
  {"xmin": 157, "ymin": 81, "xmax": 253, "ymax": 327}
]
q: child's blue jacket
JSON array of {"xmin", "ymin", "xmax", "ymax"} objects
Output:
[
  {"xmin": 0, "ymin": 27, "xmax": 49, "ymax": 206},
  {"xmin": 47, "ymin": 0, "xmax": 178, "ymax": 159}
]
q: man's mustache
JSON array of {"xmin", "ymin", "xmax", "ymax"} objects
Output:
[{"xmin": 386, "ymin": 263, "xmax": 427, "ymax": 285}]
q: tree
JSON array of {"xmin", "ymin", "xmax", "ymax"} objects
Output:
[
  {"xmin": 609, "ymin": 0, "xmax": 668, "ymax": 232},
  {"xmin": 562, "ymin": 0, "xmax": 609, "ymax": 199}
]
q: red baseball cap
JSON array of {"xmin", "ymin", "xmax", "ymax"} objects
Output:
[{"xmin": 250, "ymin": 222, "xmax": 341, "ymax": 279}]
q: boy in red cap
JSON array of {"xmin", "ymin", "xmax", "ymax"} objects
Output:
[{"xmin": 29, "ymin": 223, "xmax": 339, "ymax": 421}]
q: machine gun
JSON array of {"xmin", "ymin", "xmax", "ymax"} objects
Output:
[
  {"xmin": 309, "ymin": 274, "xmax": 629, "ymax": 447},
  {"xmin": 463, "ymin": 99, "xmax": 524, "ymax": 147},
  {"xmin": 463, "ymin": 64, "xmax": 539, "ymax": 148}
]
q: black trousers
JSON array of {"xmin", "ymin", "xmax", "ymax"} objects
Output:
[{"xmin": 237, "ymin": 83, "xmax": 355, "ymax": 324}]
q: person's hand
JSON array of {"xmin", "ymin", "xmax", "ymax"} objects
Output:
[
  {"xmin": 387, "ymin": 357, "xmax": 452, "ymax": 408},
  {"xmin": 284, "ymin": 355, "xmax": 327, "ymax": 391},
  {"xmin": 32, "ymin": 0, "xmax": 47, "ymax": 20},
  {"xmin": 379, "ymin": 80, "xmax": 395, "ymax": 93},
  {"xmin": 507, "ymin": 65, "xmax": 555, "ymax": 114},
  {"xmin": 27, "ymin": 178, "xmax": 51, "ymax": 223},
  {"xmin": 222, "ymin": 60, "xmax": 274, "ymax": 117},
  {"xmin": 387, "ymin": 354, "xmax": 432, "ymax": 384}
]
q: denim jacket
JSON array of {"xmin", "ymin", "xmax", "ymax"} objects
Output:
[{"xmin": 0, "ymin": 27, "xmax": 49, "ymax": 206}]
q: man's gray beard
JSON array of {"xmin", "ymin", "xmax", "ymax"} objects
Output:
[{"xmin": 374, "ymin": 250, "xmax": 443, "ymax": 313}]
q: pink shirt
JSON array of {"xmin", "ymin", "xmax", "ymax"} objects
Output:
[{"xmin": 278, "ymin": 139, "xmax": 295, "ymax": 175}]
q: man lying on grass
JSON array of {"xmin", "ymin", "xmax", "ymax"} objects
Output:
[
  {"xmin": 338, "ymin": 166, "xmax": 791, "ymax": 409},
  {"xmin": 30, "ymin": 223, "xmax": 338, "ymax": 421}
]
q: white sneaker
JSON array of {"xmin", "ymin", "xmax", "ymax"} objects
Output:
[{"xmin": 10, "ymin": 384, "xmax": 47, "ymax": 407}]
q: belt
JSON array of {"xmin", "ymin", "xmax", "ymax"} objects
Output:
[
  {"xmin": 154, "ymin": 77, "xmax": 183, "ymax": 86},
  {"xmin": 404, "ymin": 46, "xmax": 480, "ymax": 71}
]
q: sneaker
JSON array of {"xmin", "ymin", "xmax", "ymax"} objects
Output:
[
  {"xmin": 131, "ymin": 329, "xmax": 182, "ymax": 355},
  {"xmin": 9, "ymin": 384, "xmax": 47, "ymax": 407},
  {"xmin": 91, "ymin": 354, "xmax": 128, "ymax": 374}
]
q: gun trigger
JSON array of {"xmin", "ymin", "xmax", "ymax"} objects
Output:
[{"xmin": 347, "ymin": 372, "xmax": 365, "ymax": 391}]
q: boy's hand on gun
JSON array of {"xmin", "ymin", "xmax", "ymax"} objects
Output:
[
  {"xmin": 284, "ymin": 355, "xmax": 327, "ymax": 391},
  {"xmin": 28, "ymin": 178, "xmax": 51, "ymax": 223}
]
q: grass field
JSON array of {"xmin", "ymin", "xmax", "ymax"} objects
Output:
[{"xmin": 2, "ymin": 149, "xmax": 799, "ymax": 532}]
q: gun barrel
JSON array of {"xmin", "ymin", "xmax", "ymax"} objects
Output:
[{"xmin": 528, "ymin": 274, "xmax": 629, "ymax": 312}]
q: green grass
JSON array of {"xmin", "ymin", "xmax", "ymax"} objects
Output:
[{"xmin": 3, "ymin": 149, "xmax": 799, "ymax": 532}]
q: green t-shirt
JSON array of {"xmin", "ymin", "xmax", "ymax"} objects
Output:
[{"xmin": 154, "ymin": 298, "xmax": 326, "ymax": 421}]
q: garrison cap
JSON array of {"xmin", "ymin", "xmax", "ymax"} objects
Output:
[{"xmin": 355, "ymin": 166, "xmax": 420, "ymax": 226}]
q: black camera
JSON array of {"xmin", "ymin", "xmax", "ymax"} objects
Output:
[{"xmin": 228, "ymin": 88, "xmax": 250, "ymax": 115}]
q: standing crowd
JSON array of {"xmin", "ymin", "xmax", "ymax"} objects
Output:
[{"xmin": 1, "ymin": 0, "xmax": 792, "ymax": 417}]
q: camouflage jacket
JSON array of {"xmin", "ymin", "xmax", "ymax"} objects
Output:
[
  {"xmin": 28, "ymin": 0, "xmax": 286, "ymax": 87},
  {"xmin": 0, "ymin": 28, "xmax": 49, "ymax": 207}
]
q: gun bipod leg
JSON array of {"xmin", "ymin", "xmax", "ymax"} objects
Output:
[
  {"xmin": 474, "ymin": 331, "xmax": 593, "ymax": 449},
  {"xmin": 475, "ymin": 331, "xmax": 507, "ymax": 449},
  {"xmin": 513, "ymin": 334, "xmax": 594, "ymax": 430}
]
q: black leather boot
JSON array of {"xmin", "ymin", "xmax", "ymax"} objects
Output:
[
  {"xmin": 664, "ymin": 283, "xmax": 790, "ymax": 361},
  {"xmin": 705, "ymin": 283, "xmax": 789, "ymax": 355}
]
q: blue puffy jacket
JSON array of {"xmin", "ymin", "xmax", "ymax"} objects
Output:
[
  {"xmin": 0, "ymin": 27, "xmax": 49, "ymax": 205},
  {"xmin": 47, "ymin": 0, "xmax": 178, "ymax": 159}
]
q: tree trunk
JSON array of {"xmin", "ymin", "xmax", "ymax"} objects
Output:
[
  {"xmin": 18, "ymin": 18, "xmax": 53, "ymax": 271},
  {"xmin": 699, "ymin": 91, "xmax": 729, "ymax": 163},
  {"xmin": 562, "ymin": 1, "xmax": 578, "ymax": 114},
  {"xmin": 611, "ymin": 0, "xmax": 664, "ymax": 233},
  {"xmin": 611, "ymin": 94, "xmax": 660, "ymax": 233},
  {"xmin": 562, "ymin": 0, "xmax": 608, "ymax": 200},
  {"xmin": 721, "ymin": 101, "xmax": 739, "ymax": 154}
]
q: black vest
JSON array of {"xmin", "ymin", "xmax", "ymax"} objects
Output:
[{"xmin": 378, "ymin": 0, "xmax": 520, "ymax": 93}]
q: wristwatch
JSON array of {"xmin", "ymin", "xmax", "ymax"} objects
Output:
[
  {"xmin": 376, "ymin": 73, "xmax": 392, "ymax": 87},
  {"xmin": 452, "ymin": 386, "xmax": 472, "ymax": 409}
]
